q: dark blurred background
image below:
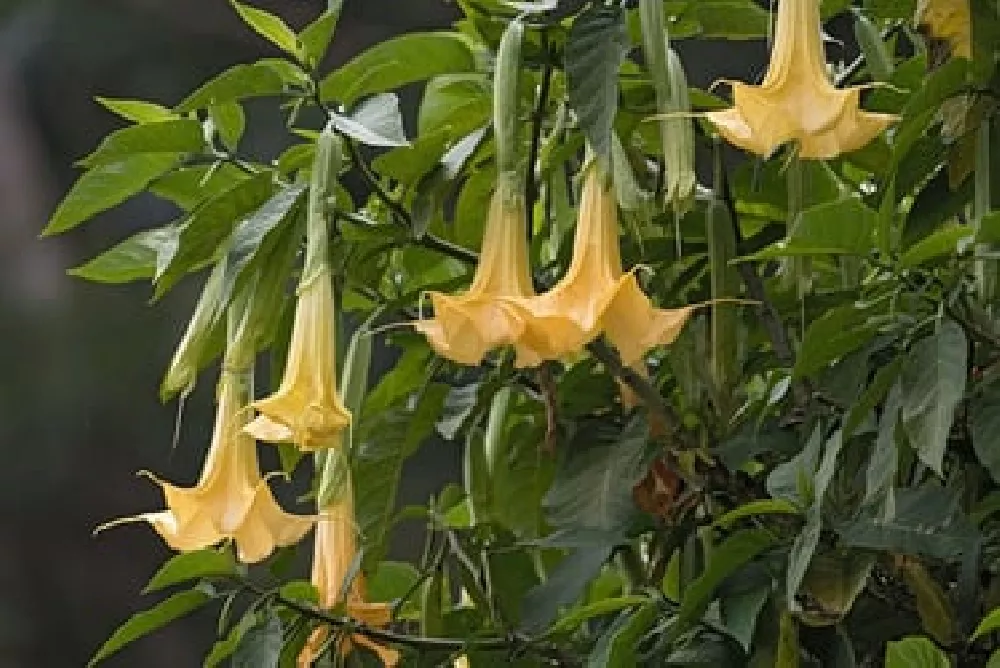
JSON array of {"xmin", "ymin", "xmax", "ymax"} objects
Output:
[{"xmin": 0, "ymin": 1, "xmax": 785, "ymax": 665}]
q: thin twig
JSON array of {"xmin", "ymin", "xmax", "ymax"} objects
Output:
[
  {"xmin": 334, "ymin": 115, "xmax": 480, "ymax": 266},
  {"xmin": 717, "ymin": 152, "xmax": 813, "ymax": 406},
  {"xmin": 235, "ymin": 576, "xmax": 576, "ymax": 662}
]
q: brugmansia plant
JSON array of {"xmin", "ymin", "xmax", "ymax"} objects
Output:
[{"xmin": 44, "ymin": 0, "xmax": 1000, "ymax": 664}]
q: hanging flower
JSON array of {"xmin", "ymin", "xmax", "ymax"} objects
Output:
[
  {"xmin": 244, "ymin": 268, "xmax": 351, "ymax": 450},
  {"xmin": 706, "ymin": 0, "xmax": 896, "ymax": 159},
  {"xmin": 297, "ymin": 485, "xmax": 399, "ymax": 667},
  {"xmin": 247, "ymin": 122, "xmax": 350, "ymax": 451},
  {"xmin": 414, "ymin": 174, "xmax": 550, "ymax": 365},
  {"xmin": 103, "ymin": 371, "xmax": 313, "ymax": 564},
  {"xmin": 508, "ymin": 167, "xmax": 695, "ymax": 368}
]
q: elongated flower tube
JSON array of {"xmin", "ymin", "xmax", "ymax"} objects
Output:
[
  {"xmin": 509, "ymin": 167, "xmax": 694, "ymax": 368},
  {"xmin": 297, "ymin": 474, "xmax": 399, "ymax": 667},
  {"xmin": 245, "ymin": 124, "xmax": 351, "ymax": 450},
  {"xmin": 706, "ymin": 0, "xmax": 896, "ymax": 159},
  {"xmin": 104, "ymin": 369, "xmax": 313, "ymax": 563},
  {"xmin": 414, "ymin": 174, "xmax": 554, "ymax": 365}
]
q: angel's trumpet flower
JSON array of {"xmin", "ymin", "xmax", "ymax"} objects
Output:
[
  {"xmin": 244, "ymin": 268, "xmax": 351, "ymax": 450},
  {"xmin": 414, "ymin": 175, "xmax": 551, "ymax": 365},
  {"xmin": 103, "ymin": 370, "xmax": 313, "ymax": 563},
  {"xmin": 706, "ymin": 0, "xmax": 896, "ymax": 159},
  {"xmin": 297, "ymin": 480, "xmax": 399, "ymax": 667},
  {"xmin": 245, "ymin": 124, "xmax": 350, "ymax": 450},
  {"xmin": 510, "ymin": 168, "xmax": 694, "ymax": 368}
]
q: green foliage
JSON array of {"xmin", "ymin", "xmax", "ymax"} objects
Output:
[{"xmin": 49, "ymin": 0, "xmax": 1000, "ymax": 665}]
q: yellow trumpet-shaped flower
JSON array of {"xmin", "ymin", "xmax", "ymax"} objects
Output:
[
  {"xmin": 108, "ymin": 371, "xmax": 313, "ymax": 563},
  {"xmin": 706, "ymin": 0, "xmax": 896, "ymax": 159},
  {"xmin": 297, "ymin": 487, "xmax": 399, "ymax": 667},
  {"xmin": 509, "ymin": 168, "xmax": 694, "ymax": 368},
  {"xmin": 414, "ymin": 175, "xmax": 551, "ymax": 365},
  {"xmin": 245, "ymin": 267, "xmax": 351, "ymax": 450}
]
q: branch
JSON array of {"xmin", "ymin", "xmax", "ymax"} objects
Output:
[
  {"xmin": 340, "ymin": 122, "xmax": 480, "ymax": 266},
  {"xmin": 235, "ymin": 576, "xmax": 579, "ymax": 664}
]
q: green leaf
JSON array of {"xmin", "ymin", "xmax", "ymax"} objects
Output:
[
  {"xmin": 149, "ymin": 164, "xmax": 248, "ymax": 211},
  {"xmin": 839, "ymin": 484, "xmax": 979, "ymax": 559},
  {"xmin": 43, "ymin": 154, "xmax": 179, "ymax": 236},
  {"xmin": 203, "ymin": 609, "xmax": 258, "ymax": 668},
  {"xmin": 976, "ymin": 211, "xmax": 1000, "ymax": 244},
  {"xmin": 231, "ymin": 1, "xmax": 299, "ymax": 57},
  {"xmin": 521, "ymin": 545, "xmax": 615, "ymax": 632},
  {"xmin": 900, "ymin": 320, "xmax": 967, "ymax": 475},
  {"xmin": 974, "ymin": 607, "xmax": 1000, "ymax": 640},
  {"xmin": 354, "ymin": 350, "xmax": 444, "ymax": 568},
  {"xmin": 143, "ymin": 549, "xmax": 238, "ymax": 594},
  {"xmin": 176, "ymin": 60, "xmax": 304, "ymax": 112},
  {"xmin": 155, "ymin": 171, "xmax": 276, "ymax": 296},
  {"xmin": 68, "ymin": 228, "xmax": 175, "ymax": 284},
  {"xmin": 367, "ymin": 561, "xmax": 419, "ymax": 604},
  {"xmin": 794, "ymin": 305, "xmax": 876, "ymax": 379},
  {"xmin": 720, "ymin": 587, "xmax": 769, "ymax": 652},
  {"xmin": 899, "ymin": 225, "xmax": 973, "ymax": 267},
  {"xmin": 586, "ymin": 602, "xmax": 658, "ymax": 668},
  {"xmin": 787, "ymin": 431, "xmax": 845, "ymax": 603},
  {"xmin": 544, "ymin": 416, "xmax": 654, "ymax": 537},
  {"xmin": 545, "ymin": 595, "xmax": 649, "ymax": 636},
  {"xmin": 971, "ymin": 382, "xmax": 1000, "ymax": 484},
  {"xmin": 766, "ymin": 427, "xmax": 823, "ymax": 505},
  {"xmin": 671, "ymin": 529, "xmax": 775, "ymax": 641},
  {"xmin": 88, "ymin": 589, "xmax": 212, "ymax": 666},
  {"xmin": 566, "ymin": 5, "xmax": 626, "ymax": 166},
  {"xmin": 884, "ymin": 637, "xmax": 950, "ymax": 668},
  {"xmin": 79, "ymin": 119, "xmax": 204, "ymax": 167},
  {"xmin": 865, "ymin": 383, "xmax": 903, "ymax": 509},
  {"xmin": 231, "ymin": 611, "xmax": 282, "ymax": 668},
  {"xmin": 749, "ymin": 198, "xmax": 877, "ymax": 258},
  {"xmin": 845, "ymin": 357, "xmax": 905, "ymax": 437},
  {"xmin": 330, "ymin": 93, "xmax": 409, "ymax": 148},
  {"xmin": 864, "ymin": 0, "xmax": 917, "ymax": 20},
  {"xmin": 319, "ymin": 32, "xmax": 476, "ymax": 105},
  {"xmin": 299, "ymin": 4, "xmax": 343, "ymax": 68},
  {"xmin": 690, "ymin": 0, "xmax": 770, "ymax": 38},
  {"xmin": 892, "ymin": 58, "xmax": 970, "ymax": 164},
  {"xmin": 209, "ymin": 102, "xmax": 246, "ymax": 153},
  {"xmin": 95, "ymin": 97, "xmax": 175, "ymax": 123},
  {"xmin": 418, "ymin": 74, "xmax": 491, "ymax": 138},
  {"xmin": 218, "ymin": 183, "xmax": 306, "ymax": 309}
]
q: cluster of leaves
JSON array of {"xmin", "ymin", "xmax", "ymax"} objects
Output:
[{"xmin": 46, "ymin": 0, "xmax": 1000, "ymax": 665}]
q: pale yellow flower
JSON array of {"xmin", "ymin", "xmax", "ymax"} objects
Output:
[
  {"xmin": 245, "ymin": 267, "xmax": 351, "ymax": 450},
  {"xmin": 297, "ymin": 489, "xmax": 399, "ymax": 667},
  {"xmin": 508, "ymin": 168, "xmax": 694, "ymax": 368},
  {"xmin": 706, "ymin": 0, "xmax": 896, "ymax": 159},
  {"xmin": 414, "ymin": 175, "xmax": 549, "ymax": 365},
  {"xmin": 106, "ymin": 371, "xmax": 313, "ymax": 563}
]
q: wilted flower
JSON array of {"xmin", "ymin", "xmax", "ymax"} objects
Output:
[
  {"xmin": 104, "ymin": 371, "xmax": 313, "ymax": 564},
  {"xmin": 509, "ymin": 167, "xmax": 694, "ymax": 368},
  {"xmin": 297, "ymin": 486, "xmax": 399, "ymax": 667},
  {"xmin": 414, "ymin": 174, "xmax": 545, "ymax": 365},
  {"xmin": 706, "ymin": 0, "xmax": 896, "ymax": 159},
  {"xmin": 916, "ymin": 0, "xmax": 971, "ymax": 60},
  {"xmin": 245, "ymin": 267, "xmax": 351, "ymax": 450}
]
